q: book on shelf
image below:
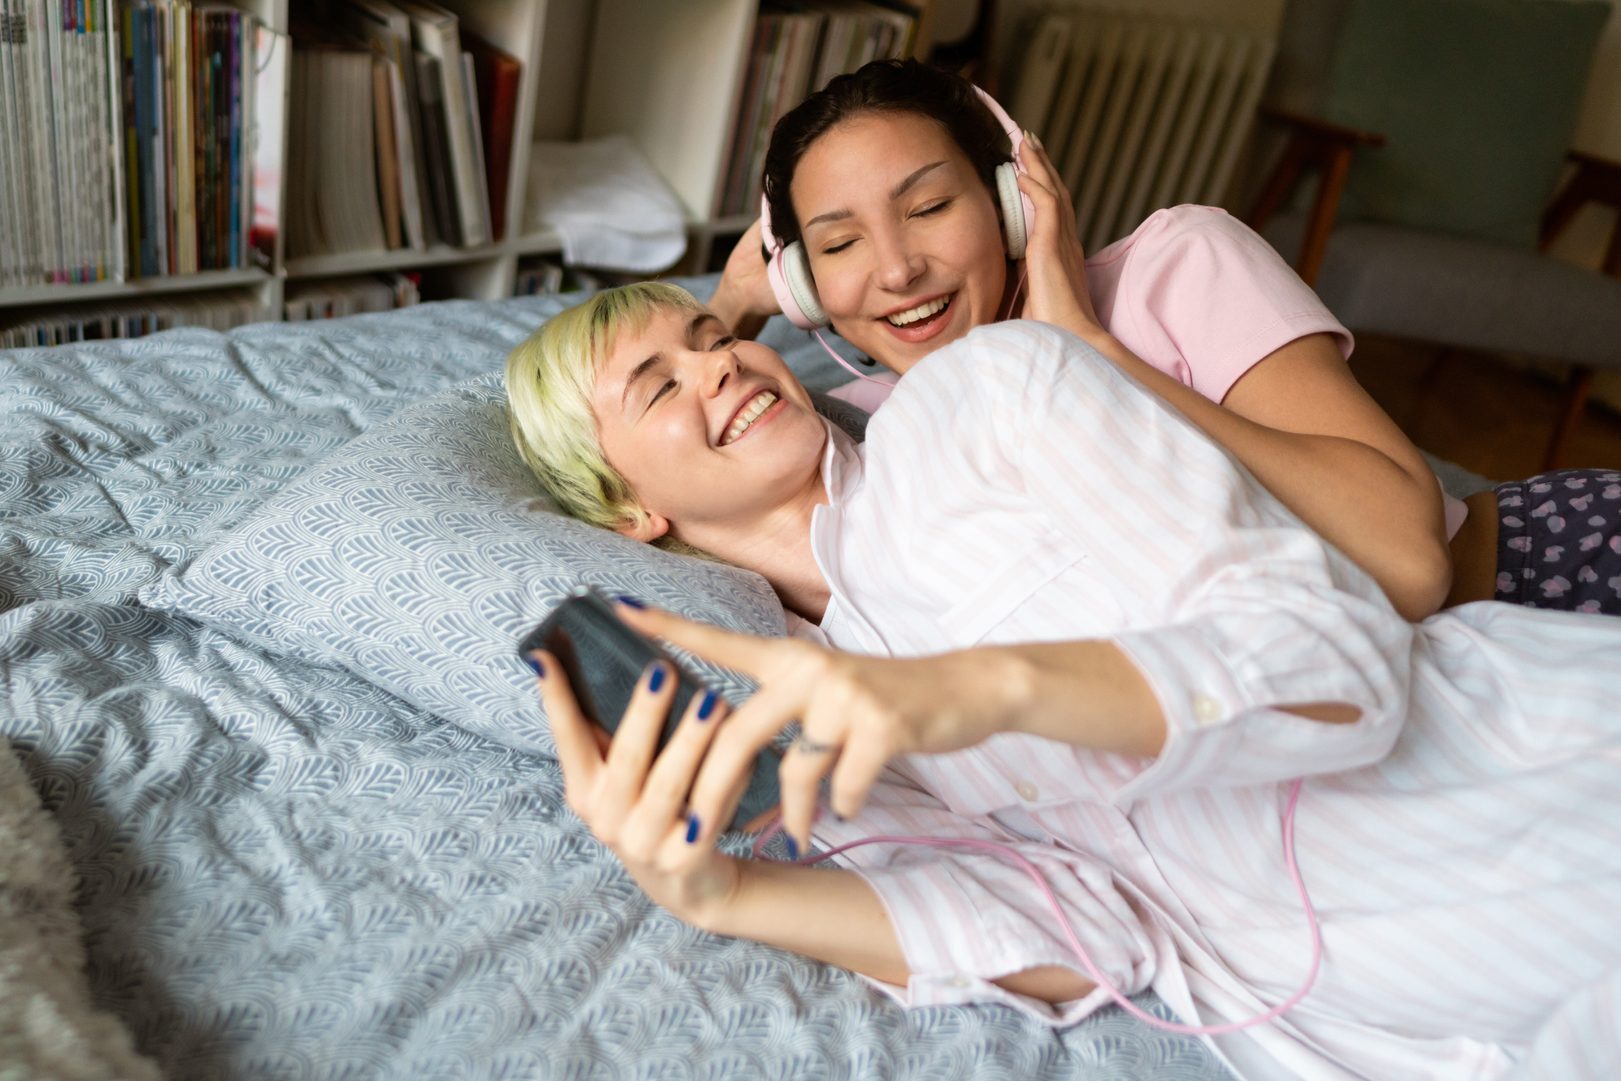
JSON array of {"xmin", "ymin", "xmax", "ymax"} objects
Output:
[
  {"xmin": 413, "ymin": 50, "xmax": 459, "ymax": 247},
  {"xmin": 715, "ymin": 1, "xmax": 915, "ymax": 219},
  {"xmin": 398, "ymin": 0, "xmax": 488, "ymax": 247},
  {"xmin": 249, "ymin": 22, "xmax": 288, "ymax": 270},
  {"xmin": 284, "ymin": 271, "xmax": 418, "ymax": 321},
  {"xmin": 1, "ymin": 290, "xmax": 259, "ymax": 347},
  {"xmin": 341, "ymin": 0, "xmax": 429, "ymax": 249},
  {"xmin": 463, "ymin": 31, "xmax": 520, "ymax": 242},
  {"xmin": 286, "ymin": 18, "xmax": 389, "ymax": 258},
  {"xmin": 372, "ymin": 56, "xmax": 401, "ymax": 250},
  {"xmin": 459, "ymin": 51, "xmax": 492, "ymax": 249},
  {"xmin": 1, "ymin": 0, "xmax": 123, "ymax": 286},
  {"xmin": 513, "ymin": 259, "xmax": 565, "ymax": 297},
  {"xmin": 0, "ymin": 0, "xmax": 267, "ymax": 291}
]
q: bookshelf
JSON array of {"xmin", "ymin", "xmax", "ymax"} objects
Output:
[{"xmin": 0, "ymin": 0, "xmax": 932, "ymax": 338}]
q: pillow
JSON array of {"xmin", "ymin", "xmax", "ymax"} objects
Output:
[
  {"xmin": 1322, "ymin": 0, "xmax": 1610, "ymax": 246},
  {"xmin": 139, "ymin": 373, "xmax": 865, "ymax": 758}
]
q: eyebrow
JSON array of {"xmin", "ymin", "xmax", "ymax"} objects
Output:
[
  {"xmin": 801, "ymin": 161, "xmax": 949, "ymax": 231},
  {"xmin": 619, "ymin": 312, "xmax": 723, "ymax": 411}
]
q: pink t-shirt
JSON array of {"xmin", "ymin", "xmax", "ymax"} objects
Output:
[{"xmin": 828, "ymin": 204, "xmax": 1468, "ymax": 536}]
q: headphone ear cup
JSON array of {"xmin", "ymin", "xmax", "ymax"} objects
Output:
[
  {"xmin": 995, "ymin": 161, "xmax": 1028, "ymax": 261},
  {"xmin": 780, "ymin": 241, "xmax": 828, "ymax": 328}
]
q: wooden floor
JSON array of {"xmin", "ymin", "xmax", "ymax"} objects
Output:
[{"xmin": 1349, "ymin": 335, "xmax": 1621, "ymax": 481}]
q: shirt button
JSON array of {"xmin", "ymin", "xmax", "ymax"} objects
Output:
[
  {"xmin": 951, "ymin": 976, "xmax": 972, "ymax": 989},
  {"xmin": 1016, "ymin": 780, "xmax": 1039, "ymax": 801},
  {"xmin": 1192, "ymin": 693, "xmax": 1223, "ymax": 724}
]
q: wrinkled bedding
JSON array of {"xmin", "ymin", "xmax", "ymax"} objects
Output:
[{"xmin": 0, "ymin": 286, "xmax": 1229, "ymax": 1079}]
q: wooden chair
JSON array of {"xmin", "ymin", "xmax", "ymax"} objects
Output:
[{"xmin": 1245, "ymin": 2, "xmax": 1621, "ymax": 471}]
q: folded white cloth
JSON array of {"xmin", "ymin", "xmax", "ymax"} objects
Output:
[{"xmin": 524, "ymin": 135, "xmax": 688, "ymax": 272}]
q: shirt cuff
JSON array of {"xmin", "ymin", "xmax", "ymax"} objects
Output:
[
  {"xmin": 1107, "ymin": 623, "xmax": 1253, "ymax": 806},
  {"xmin": 856, "ymin": 970, "xmax": 1121, "ymax": 1027},
  {"xmin": 841, "ymin": 858, "xmax": 1145, "ymax": 1028}
]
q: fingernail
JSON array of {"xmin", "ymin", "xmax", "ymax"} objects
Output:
[
  {"xmin": 647, "ymin": 663, "xmax": 666, "ymax": 693},
  {"xmin": 685, "ymin": 813, "xmax": 701, "ymax": 844},
  {"xmin": 615, "ymin": 595, "xmax": 647, "ymax": 609},
  {"xmin": 785, "ymin": 835, "xmax": 800, "ymax": 861},
  {"xmin": 696, "ymin": 689, "xmax": 718, "ymax": 721},
  {"xmin": 525, "ymin": 655, "xmax": 546, "ymax": 678}
]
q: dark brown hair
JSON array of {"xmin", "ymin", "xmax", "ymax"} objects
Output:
[{"xmin": 761, "ymin": 58, "xmax": 1012, "ymax": 249}]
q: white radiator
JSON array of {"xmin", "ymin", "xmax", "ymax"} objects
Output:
[{"xmin": 1008, "ymin": 7, "xmax": 1275, "ymax": 252}]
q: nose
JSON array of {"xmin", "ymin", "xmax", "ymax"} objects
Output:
[
  {"xmin": 871, "ymin": 225, "xmax": 925, "ymax": 292},
  {"xmin": 699, "ymin": 345, "xmax": 740, "ymax": 397}
]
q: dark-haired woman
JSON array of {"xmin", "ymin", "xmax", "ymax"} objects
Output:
[{"xmin": 709, "ymin": 58, "xmax": 1621, "ymax": 618}]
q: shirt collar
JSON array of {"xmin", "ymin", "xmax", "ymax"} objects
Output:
[{"xmin": 818, "ymin": 417, "xmax": 864, "ymax": 504}]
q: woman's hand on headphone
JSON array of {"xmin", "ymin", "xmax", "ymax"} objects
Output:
[
  {"xmin": 615, "ymin": 603, "xmax": 1020, "ymax": 859},
  {"xmin": 1014, "ymin": 133, "xmax": 1102, "ymax": 337},
  {"xmin": 710, "ymin": 219, "xmax": 782, "ymax": 340}
]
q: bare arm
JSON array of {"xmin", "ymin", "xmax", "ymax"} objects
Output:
[
  {"xmin": 531, "ymin": 634, "xmax": 1094, "ymax": 1007},
  {"xmin": 1073, "ymin": 328, "xmax": 1451, "ymax": 621},
  {"xmin": 703, "ymin": 859, "xmax": 1096, "ymax": 1004},
  {"xmin": 707, "ymin": 220, "xmax": 778, "ymax": 340},
  {"xmin": 1012, "ymin": 139, "xmax": 1450, "ymax": 621}
]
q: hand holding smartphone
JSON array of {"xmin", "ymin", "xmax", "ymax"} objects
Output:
[{"xmin": 517, "ymin": 587, "xmax": 780, "ymax": 833}]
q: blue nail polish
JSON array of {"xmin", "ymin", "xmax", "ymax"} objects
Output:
[
  {"xmin": 785, "ymin": 835, "xmax": 800, "ymax": 861},
  {"xmin": 696, "ymin": 689, "xmax": 717, "ymax": 721},
  {"xmin": 616, "ymin": 595, "xmax": 647, "ymax": 609},
  {"xmin": 525, "ymin": 655, "xmax": 546, "ymax": 678},
  {"xmin": 685, "ymin": 813, "xmax": 700, "ymax": 844},
  {"xmin": 647, "ymin": 664, "xmax": 666, "ymax": 693}
]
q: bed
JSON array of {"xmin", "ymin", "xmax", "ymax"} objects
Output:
[{"xmin": 0, "ymin": 279, "xmax": 1488, "ymax": 1080}]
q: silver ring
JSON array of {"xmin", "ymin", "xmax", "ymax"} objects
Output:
[{"xmin": 792, "ymin": 735, "xmax": 839, "ymax": 755}]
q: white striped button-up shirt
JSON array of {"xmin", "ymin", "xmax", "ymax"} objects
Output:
[{"xmin": 794, "ymin": 321, "xmax": 1621, "ymax": 1080}]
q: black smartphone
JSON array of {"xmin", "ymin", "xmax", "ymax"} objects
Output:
[{"xmin": 517, "ymin": 586, "xmax": 779, "ymax": 832}]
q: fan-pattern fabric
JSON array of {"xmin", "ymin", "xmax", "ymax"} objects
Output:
[{"xmin": 0, "ymin": 285, "xmax": 1233, "ymax": 1079}]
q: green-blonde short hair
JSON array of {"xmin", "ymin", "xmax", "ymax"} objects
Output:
[{"xmin": 504, "ymin": 281, "xmax": 706, "ymax": 543}]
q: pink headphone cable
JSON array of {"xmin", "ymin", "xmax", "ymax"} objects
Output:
[{"xmin": 752, "ymin": 777, "xmax": 1320, "ymax": 1036}]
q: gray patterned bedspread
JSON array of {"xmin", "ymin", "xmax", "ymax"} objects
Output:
[{"xmin": 0, "ymin": 284, "xmax": 1229, "ymax": 1079}]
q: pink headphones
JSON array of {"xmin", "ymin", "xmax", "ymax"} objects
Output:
[{"xmin": 760, "ymin": 85, "xmax": 1035, "ymax": 331}]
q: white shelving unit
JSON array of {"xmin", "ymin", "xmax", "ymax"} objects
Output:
[{"xmin": 0, "ymin": 0, "xmax": 932, "ymax": 331}]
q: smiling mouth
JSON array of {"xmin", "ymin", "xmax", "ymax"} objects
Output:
[
  {"xmin": 885, "ymin": 294, "xmax": 952, "ymax": 328},
  {"xmin": 721, "ymin": 390, "xmax": 779, "ymax": 445}
]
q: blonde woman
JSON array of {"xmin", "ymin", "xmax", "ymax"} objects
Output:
[{"xmin": 504, "ymin": 281, "xmax": 1621, "ymax": 1080}]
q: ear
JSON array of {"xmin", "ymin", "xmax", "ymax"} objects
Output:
[{"xmin": 615, "ymin": 510, "xmax": 669, "ymax": 544}]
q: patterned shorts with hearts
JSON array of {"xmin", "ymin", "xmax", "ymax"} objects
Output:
[{"xmin": 1494, "ymin": 468, "xmax": 1621, "ymax": 615}]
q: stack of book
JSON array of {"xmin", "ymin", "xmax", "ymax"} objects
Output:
[
  {"xmin": 0, "ymin": 291, "xmax": 260, "ymax": 347},
  {"xmin": 716, "ymin": 0, "xmax": 916, "ymax": 218},
  {"xmin": 284, "ymin": 271, "xmax": 419, "ymax": 320},
  {"xmin": 0, "ymin": 0, "xmax": 286, "ymax": 286},
  {"xmin": 1, "ymin": 0, "xmax": 122, "ymax": 287},
  {"xmin": 285, "ymin": 0, "xmax": 520, "ymax": 259}
]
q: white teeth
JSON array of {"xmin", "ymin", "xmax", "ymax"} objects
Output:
[
  {"xmin": 721, "ymin": 391, "xmax": 778, "ymax": 445},
  {"xmin": 886, "ymin": 295, "xmax": 950, "ymax": 327}
]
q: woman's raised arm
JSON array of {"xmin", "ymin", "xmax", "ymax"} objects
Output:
[
  {"xmin": 1014, "ymin": 140, "xmax": 1451, "ymax": 621},
  {"xmin": 706, "ymin": 220, "xmax": 780, "ymax": 340}
]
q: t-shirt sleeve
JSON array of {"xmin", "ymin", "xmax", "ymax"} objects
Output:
[{"xmin": 1098, "ymin": 205, "xmax": 1352, "ymax": 403}]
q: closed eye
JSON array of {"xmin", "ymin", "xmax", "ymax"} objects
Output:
[
  {"xmin": 646, "ymin": 378, "xmax": 676, "ymax": 409},
  {"xmin": 913, "ymin": 198, "xmax": 952, "ymax": 218},
  {"xmin": 822, "ymin": 238, "xmax": 856, "ymax": 256}
]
